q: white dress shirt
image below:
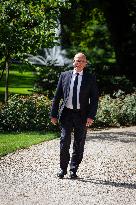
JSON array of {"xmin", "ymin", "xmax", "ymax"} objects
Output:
[{"xmin": 65, "ymin": 69, "xmax": 83, "ymax": 109}]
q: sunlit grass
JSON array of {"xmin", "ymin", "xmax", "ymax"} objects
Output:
[
  {"xmin": 0, "ymin": 132, "xmax": 58, "ymax": 157},
  {"xmin": 0, "ymin": 70, "xmax": 36, "ymax": 101},
  {"xmin": 0, "ymin": 87, "xmax": 33, "ymax": 94}
]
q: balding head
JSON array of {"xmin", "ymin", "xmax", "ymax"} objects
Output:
[
  {"xmin": 73, "ymin": 52, "xmax": 87, "ymax": 72},
  {"xmin": 74, "ymin": 52, "xmax": 87, "ymax": 61}
]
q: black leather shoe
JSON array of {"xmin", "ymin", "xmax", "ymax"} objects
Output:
[
  {"xmin": 69, "ymin": 171, "xmax": 78, "ymax": 179},
  {"xmin": 57, "ymin": 169, "xmax": 67, "ymax": 179}
]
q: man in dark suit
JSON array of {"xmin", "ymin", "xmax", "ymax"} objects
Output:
[{"xmin": 50, "ymin": 53, "xmax": 99, "ymax": 179}]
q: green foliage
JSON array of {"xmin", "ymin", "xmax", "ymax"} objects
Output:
[
  {"xmin": 61, "ymin": 1, "xmax": 136, "ymax": 89},
  {"xmin": 0, "ymin": 0, "xmax": 71, "ymax": 102},
  {"xmin": 77, "ymin": 8, "xmax": 115, "ymax": 64},
  {"xmin": 0, "ymin": 0, "xmax": 70, "ymax": 60},
  {"xmin": 95, "ymin": 92, "xmax": 136, "ymax": 127},
  {"xmin": 95, "ymin": 95, "xmax": 121, "ymax": 127},
  {"xmin": 0, "ymin": 94, "xmax": 57, "ymax": 132},
  {"xmin": 61, "ymin": 7, "xmax": 115, "ymax": 64},
  {"xmin": 117, "ymin": 93, "xmax": 136, "ymax": 125},
  {"xmin": 97, "ymin": 73, "xmax": 135, "ymax": 95},
  {"xmin": 34, "ymin": 65, "xmax": 66, "ymax": 98},
  {"xmin": 0, "ymin": 92, "xmax": 135, "ymax": 132}
]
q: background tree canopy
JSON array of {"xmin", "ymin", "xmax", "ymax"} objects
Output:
[
  {"xmin": 0, "ymin": 0, "xmax": 135, "ymax": 100},
  {"xmin": 60, "ymin": 0, "xmax": 136, "ymax": 93},
  {"xmin": 0, "ymin": 0, "xmax": 70, "ymax": 101}
]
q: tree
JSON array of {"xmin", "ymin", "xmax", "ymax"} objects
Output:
[
  {"xmin": 0, "ymin": 0, "xmax": 70, "ymax": 102},
  {"xmin": 99, "ymin": 0, "xmax": 136, "ymax": 82},
  {"xmin": 60, "ymin": 1, "xmax": 115, "ymax": 67},
  {"xmin": 60, "ymin": 0, "xmax": 136, "ymax": 83}
]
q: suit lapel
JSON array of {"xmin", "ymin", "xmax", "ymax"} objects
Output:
[
  {"xmin": 66, "ymin": 70, "xmax": 73, "ymax": 96},
  {"xmin": 80, "ymin": 71, "xmax": 88, "ymax": 90},
  {"xmin": 79, "ymin": 71, "xmax": 89, "ymax": 101}
]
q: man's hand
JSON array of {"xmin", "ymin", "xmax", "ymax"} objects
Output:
[
  {"xmin": 86, "ymin": 118, "xmax": 94, "ymax": 127},
  {"xmin": 51, "ymin": 117, "xmax": 58, "ymax": 125}
]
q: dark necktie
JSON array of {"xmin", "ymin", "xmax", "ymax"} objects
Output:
[{"xmin": 72, "ymin": 73, "xmax": 79, "ymax": 109}]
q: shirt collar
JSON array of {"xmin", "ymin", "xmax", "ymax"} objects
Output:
[{"xmin": 73, "ymin": 69, "xmax": 83, "ymax": 76}]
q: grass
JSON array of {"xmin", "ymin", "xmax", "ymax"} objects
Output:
[
  {"xmin": 0, "ymin": 69, "xmax": 36, "ymax": 101},
  {"xmin": 0, "ymin": 132, "xmax": 58, "ymax": 157},
  {"xmin": 0, "ymin": 68, "xmax": 58, "ymax": 158},
  {"xmin": 0, "ymin": 67, "xmax": 58, "ymax": 157}
]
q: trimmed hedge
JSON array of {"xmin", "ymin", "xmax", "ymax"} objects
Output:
[{"xmin": 0, "ymin": 93, "xmax": 135, "ymax": 131}]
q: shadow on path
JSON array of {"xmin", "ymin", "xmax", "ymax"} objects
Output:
[
  {"xmin": 75, "ymin": 177, "xmax": 136, "ymax": 190},
  {"xmin": 86, "ymin": 131, "xmax": 136, "ymax": 143}
]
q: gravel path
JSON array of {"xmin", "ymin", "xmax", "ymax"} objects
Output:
[{"xmin": 0, "ymin": 126, "xmax": 136, "ymax": 205}]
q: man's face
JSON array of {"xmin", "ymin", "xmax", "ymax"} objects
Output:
[{"xmin": 73, "ymin": 54, "xmax": 87, "ymax": 72}]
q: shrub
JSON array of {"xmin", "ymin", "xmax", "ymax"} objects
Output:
[
  {"xmin": 34, "ymin": 65, "xmax": 64, "ymax": 98},
  {"xmin": 0, "ymin": 92, "xmax": 135, "ymax": 132},
  {"xmin": 0, "ymin": 94, "xmax": 56, "ymax": 132},
  {"xmin": 95, "ymin": 95, "xmax": 120, "ymax": 127},
  {"xmin": 117, "ymin": 93, "xmax": 136, "ymax": 125},
  {"xmin": 95, "ymin": 92, "xmax": 136, "ymax": 127}
]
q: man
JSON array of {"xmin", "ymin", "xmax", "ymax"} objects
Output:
[{"xmin": 50, "ymin": 52, "xmax": 99, "ymax": 179}]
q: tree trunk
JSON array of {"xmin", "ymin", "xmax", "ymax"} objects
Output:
[{"xmin": 5, "ymin": 59, "xmax": 10, "ymax": 103}]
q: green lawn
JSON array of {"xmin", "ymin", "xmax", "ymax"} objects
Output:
[
  {"xmin": 0, "ymin": 132, "xmax": 58, "ymax": 157},
  {"xmin": 0, "ymin": 70, "xmax": 36, "ymax": 101},
  {"xmin": 0, "ymin": 69, "xmax": 58, "ymax": 157}
]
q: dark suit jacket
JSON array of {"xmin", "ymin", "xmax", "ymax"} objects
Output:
[{"xmin": 50, "ymin": 69, "xmax": 99, "ymax": 122}]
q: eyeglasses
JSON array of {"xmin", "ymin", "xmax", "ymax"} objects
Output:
[{"xmin": 73, "ymin": 60, "xmax": 86, "ymax": 63}]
